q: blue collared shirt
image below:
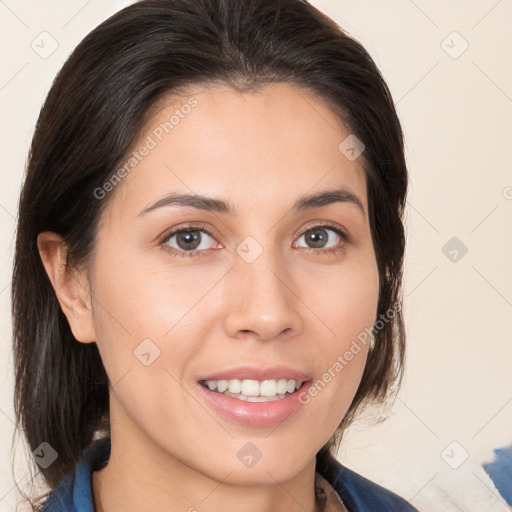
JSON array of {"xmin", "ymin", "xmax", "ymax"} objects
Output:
[{"xmin": 41, "ymin": 436, "xmax": 418, "ymax": 511}]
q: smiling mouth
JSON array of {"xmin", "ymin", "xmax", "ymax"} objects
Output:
[{"xmin": 199, "ymin": 378, "xmax": 305, "ymax": 402}]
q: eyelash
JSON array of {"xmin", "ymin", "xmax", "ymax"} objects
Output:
[{"xmin": 159, "ymin": 222, "xmax": 349, "ymax": 259}]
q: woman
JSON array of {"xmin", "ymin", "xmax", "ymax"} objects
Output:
[{"xmin": 12, "ymin": 0, "xmax": 415, "ymax": 510}]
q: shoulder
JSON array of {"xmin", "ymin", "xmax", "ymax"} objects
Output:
[
  {"xmin": 321, "ymin": 453, "xmax": 419, "ymax": 512},
  {"xmin": 40, "ymin": 437, "xmax": 111, "ymax": 512}
]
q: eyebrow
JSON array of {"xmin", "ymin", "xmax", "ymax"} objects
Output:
[{"xmin": 138, "ymin": 188, "xmax": 366, "ymax": 218}]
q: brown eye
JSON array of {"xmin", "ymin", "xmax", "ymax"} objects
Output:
[
  {"xmin": 294, "ymin": 224, "xmax": 348, "ymax": 255},
  {"xmin": 161, "ymin": 226, "xmax": 217, "ymax": 257}
]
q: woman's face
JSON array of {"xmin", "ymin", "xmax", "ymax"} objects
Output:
[{"xmin": 86, "ymin": 82, "xmax": 379, "ymax": 484}]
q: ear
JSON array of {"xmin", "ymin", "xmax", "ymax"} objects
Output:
[{"xmin": 37, "ymin": 231, "xmax": 96, "ymax": 343}]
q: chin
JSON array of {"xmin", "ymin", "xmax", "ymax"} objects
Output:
[{"xmin": 203, "ymin": 440, "xmax": 315, "ymax": 486}]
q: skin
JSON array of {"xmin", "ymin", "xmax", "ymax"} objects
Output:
[{"xmin": 38, "ymin": 82, "xmax": 379, "ymax": 512}]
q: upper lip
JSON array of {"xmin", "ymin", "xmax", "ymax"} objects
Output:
[{"xmin": 197, "ymin": 365, "xmax": 313, "ymax": 382}]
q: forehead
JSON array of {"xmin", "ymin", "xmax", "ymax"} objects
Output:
[{"xmin": 103, "ymin": 82, "xmax": 368, "ymax": 221}]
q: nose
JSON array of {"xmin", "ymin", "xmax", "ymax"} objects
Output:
[{"xmin": 223, "ymin": 244, "xmax": 304, "ymax": 343}]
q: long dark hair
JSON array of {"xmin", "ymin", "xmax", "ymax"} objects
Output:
[{"xmin": 12, "ymin": 0, "xmax": 407, "ymax": 507}]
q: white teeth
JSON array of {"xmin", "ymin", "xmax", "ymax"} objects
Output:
[
  {"xmin": 203, "ymin": 378, "xmax": 303, "ymax": 401},
  {"xmin": 217, "ymin": 380, "xmax": 229, "ymax": 393},
  {"xmin": 223, "ymin": 390, "xmax": 282, "ymax": 402},
  {"xmin": 260, "ymin": 380, "xmax": 278, "ymax": 397},
  {"xmin": 228, "ymin": 379, "xmax": 241, "ymax": 394},
  {"xmin": 241, "ymin": 379, "xmax": 260, "ymax": 396},
  {"xmin": 276, "ymin": 379, "xmax": 288, "ymax": 394}
]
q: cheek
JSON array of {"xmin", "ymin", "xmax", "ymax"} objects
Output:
[
  {"xmin": 299, "ymin": 254, "xmax": 379, "ymax": 414},
  {"xmin": 303, "ymin": 249, "xmax": 379, "ymax": 345},
  {"xmin": 88, "ymin": 256, "xmax": 205, "ymax": 442},
  {"xmin": 88, "ymin": 247, "xmax": 226, "ymax": 411},
  {"xmin": 91, "ymin": 244, "xmax": 209, "ymax": 340}
]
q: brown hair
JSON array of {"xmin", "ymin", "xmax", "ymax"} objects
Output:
[{"xmin": 12, "ymin": 0, "xmax": 407, "ymax": 506}]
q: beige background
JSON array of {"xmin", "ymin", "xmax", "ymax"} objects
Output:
[{"xmin": 1, "ymin": 1, "xmax": 511, "ymax": 511}]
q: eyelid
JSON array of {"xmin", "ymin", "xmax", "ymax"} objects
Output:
[
  {"xmin": 158, "ymin": 224, "xmax": 220, "ymax": 250},
  {"xmin": 296, "ymin": 220, "xmax": 350, "ymax": 243}
]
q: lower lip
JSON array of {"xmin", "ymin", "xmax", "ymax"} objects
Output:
[{"xmin": 196, "ymin": 381, "xmax": 312, "ymax": 426}]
